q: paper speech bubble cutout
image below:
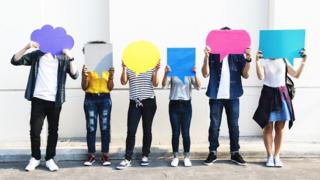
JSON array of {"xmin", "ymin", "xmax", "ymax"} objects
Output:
[
  {"xmin": 206, "ymin": 30, "xmax": 251, "ymax": 61},
  {"xmin": 84, "ymin": 43, "xmax": 113, "ymax": 77},
  {"xmin": 259, "ymin": 29, "xmax": 305, "ymax": 65},
  {"xmin": 31, "ymin": 24, "xmax": 74, "ymax": 55},
  {"xmin": 167, "ymin": 48, "xmax": 195, "ymax": 83},
  {"xmin": 94, "ymin": 53, "xmax": 113, "ymax": 76},
  {"xmin": 122, "ymin": 40, "xmax": 160, "ymax": 75}
]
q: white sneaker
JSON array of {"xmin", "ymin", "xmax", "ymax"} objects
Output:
[
  {"xmin": 266, "ymin": 156, "xmax": 274, "ymax": 167},
  {"xmin": 184, "ymin": 157, "xmax": 192, "ymax": 167},
  {"xmin": 25, "ymin": 157, "xmax": 41, "ymax": 171},
  {"xmin": 140, "ymin": 156, "xmax": 149, "ymax": 166},
  {"xmin": 274, "ymin": 156, "xmax": 283, "ymax": 167},
  {"xmin": 170, "ymin": 158, "xmax": 179, "ymax": 167},
  {"xmin": 45, "ymin": 159, "xmax": 59, "ymax": 171},
  {"xmin": 116, "ymin": 159, "xmax": 131, "ymax": 170}
]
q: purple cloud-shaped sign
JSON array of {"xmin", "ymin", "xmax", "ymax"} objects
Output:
[{"xmin": 31, "ymin": 24, "xmax": 74, "ymax": 55}]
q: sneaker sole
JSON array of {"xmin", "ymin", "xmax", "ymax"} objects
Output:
[
  {"xmin": 84, "ymin": 160, "xmax": 95, "ymax": 166},
  {"xmin": 116, "ymin": 165, "xmax": 130, "ymax": 170},
  {"xmin": 140, "ymin": 163, "xmax": 149, "ymax": 166},
  {"xmin": 266, "ymin": 163, "xmax": 275, "ymax": 167},
  {"xmin": 102, "ymin": 162, "xmax": 111, "ymax": 166},
  {"xmin": 231, "ymin": 160, "xmax": 247, "ymax": 166},
  {"xmin": 203, "ymin": 159, "xmax": 217, "ymax": 166},
  {"xmin": 116, "ymin": 163, "xmax": 131, "ymax": 170},
  {"xmin": 25, "ymin": 166, "xmax": 40, "ymax": 172},
  {"xmin": 45, "ymin": 166, "xmax": 59, "ymax": 172}
]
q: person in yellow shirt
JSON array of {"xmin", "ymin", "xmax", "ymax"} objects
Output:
[{"xmin": 81, "ymin": 64, "xmax": 114, "ymax": 166}]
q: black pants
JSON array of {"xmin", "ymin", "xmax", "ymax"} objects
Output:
[
  {"xmin": 125, "ymin": 98, "xmax": 157, "ymax": 160},
  {"xmin": 30, "ymin": 98, "xmax": 61, "ymax": 160}
]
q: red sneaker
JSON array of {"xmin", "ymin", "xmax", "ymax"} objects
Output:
[
  {"xmin": 101, "ymin": 154, "xmax": 111, "ymax": 166},
  {"xmin": 84, "ymin": 154, "xmax": 95, "ymax": 166}
]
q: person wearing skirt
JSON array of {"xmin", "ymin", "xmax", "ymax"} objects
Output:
[{"xmin": 253, "ymin": 49, "xmax": 307, "ymax": 167}]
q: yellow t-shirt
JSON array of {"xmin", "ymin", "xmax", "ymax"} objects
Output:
[{"xmin": 85, "ymin": 71, "xmax": 110, "ymax": 94}]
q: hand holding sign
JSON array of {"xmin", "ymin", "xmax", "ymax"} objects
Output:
[
  {"xmin": 206, "ymin": 30, "xmax": 251, "ymax": 61},
  {"xmin": 259, "ymin": 29, "xmax": 305, "ymax": 65},
  {"xmin": 31, "ymin": 24, "xmax": 74, "ymax": 56}
]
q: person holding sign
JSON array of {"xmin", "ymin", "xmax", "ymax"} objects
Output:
[
  {"xmin": 162, "ymin": 65, "xmax": 201, "ymax": 167},
  {"xmin": 81, "ymin": 42, "xmax": 114, "ymax": 167},
  {"xmin": 253, "ymin": 49, "xmax": 307, "ymax": 167},
  {"xmin": 202, "ymin": 27, "xmax": 251, "ymax": 166},
  {"xmin": 116, "ymin": 44, "xmax": 161, "ymax": 169},
  {"xmin": 11, "ymin": 41, "xmax": 78, "ymax": 172}
]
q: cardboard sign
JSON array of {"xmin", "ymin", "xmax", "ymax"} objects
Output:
[
  {"xmin": 259, "ymin": 29, "xmax": 305, "ymax": 65},
  {"xmin": 206, "ymin": 30, "xmax": 251, "ymax": 61},
  {"xmin": 167, "ymin": 48, "xmax": 195, "ymax": 82},
  {"xmin": 31, "ymin": 24, "xmax": 74, "ymax": 55},
  {"xmin": 122, "ymin": 40, "xmax": 160, "ymax": 75},
  {"xmin": 84, "ymin": 43, "xmax": 113, "ymax": 76}
]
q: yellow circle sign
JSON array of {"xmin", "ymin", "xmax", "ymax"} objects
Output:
[{"xmin": 122, "ymin": 40, "xmax": 160, "ymax": 75}]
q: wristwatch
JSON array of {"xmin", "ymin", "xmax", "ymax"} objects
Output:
[
  {"xmin": 69, "ymin": 57, "xmax": 75, "ymax": 62},
  {"xmin": 245, "ymin": 58, "xmax": 252, "ymax": 63}
]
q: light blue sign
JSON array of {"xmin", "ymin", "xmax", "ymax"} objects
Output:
[
  {"xmin": 94, "ymin": 52, "xmax": 113, "ymax": 76},
  {"xmin": 167, "ymin": 48, "xmax": 195, "ymax": 83},
  {"xmin": 259, "ymin": 29, "xmax": 305, "ymax": 65}
]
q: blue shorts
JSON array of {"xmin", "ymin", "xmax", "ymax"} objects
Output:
[{"xmin": 269, "ymin": 96, "xmax": 291, "ymax": 122}]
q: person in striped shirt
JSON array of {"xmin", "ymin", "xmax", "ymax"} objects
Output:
[{"xmin": 116, "ymin": 62, "xmax": 160, "ymax": 170}]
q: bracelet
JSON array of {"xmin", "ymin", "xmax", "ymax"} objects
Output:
[{"xmin": 245, "ymin": 58, "xmax": 252, "ymax": 63}]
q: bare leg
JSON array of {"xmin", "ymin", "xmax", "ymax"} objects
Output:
[
  {"xmin": 263, "ymin": 122, "xmax": 274, "ymax": 157},
  {"xmin": 274, "ymin": 121, "xmax": 286, "ymax": 156}
]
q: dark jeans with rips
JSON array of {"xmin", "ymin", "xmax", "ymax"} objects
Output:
[
  {"xmin": 84, "ymin": 93, "xmax": 112, "ymax": 154},
  {"xmin": 208, "ymin": 99, "xmax": 240, "ymax": 153},
  {"xmin": 30, "ymin": 97, "xmax": 61, "ymax": 161},
  {"xmin": 125, "ymin": 98, "xmax": 157, "ymax": 161},
  {"xmin": 169, "ymin": 100, "xmax": 192, "ymax": 154}
]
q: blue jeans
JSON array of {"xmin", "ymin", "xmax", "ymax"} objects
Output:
[
  {"xmin": 208, "ymin": 99, "xmax": 240, "ymax": 152},
  {"xmin": 169, "ymin": 100, "xmax": 192, "ymax": 154},
  {"xmin": 84, "ymin": 93, "xmax": 112, "ymax": 153}
]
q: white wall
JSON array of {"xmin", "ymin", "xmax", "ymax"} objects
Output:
[
  {"xmin": 109, "ymin": 0, "xmax": 269, "ymax": 87},
  {"xmin": 270, "ymin": 0, "xmax": 320, "ymax": 141},
  {"xmin": 0, "ymin": 0, "xmax": 109, "ymax": 142},
  {"xmin": 109, "ymin": 0, "xmax": 269, "ymax": 142},
  {"xmin": 0, "ymin": 0, "xmax": 109, "ymax": 90},
  {"xmin": 1, "ymin": 0, "xmax": 319, "ymax": 146}
]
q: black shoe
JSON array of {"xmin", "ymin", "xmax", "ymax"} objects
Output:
[
  {"xmin": 231, "ymin": 153, "xmax": 247, "ymax": 166},
  {"xmin": 203, "ymin": 152, "xmax": 217, "ymax": 165}
]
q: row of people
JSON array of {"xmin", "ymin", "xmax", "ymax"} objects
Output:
[{"xmin": 11, "ymin": 38, "xmax": 306, "ymax": 172}]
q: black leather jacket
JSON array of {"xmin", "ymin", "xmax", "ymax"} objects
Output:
[{"xmin": 11, "ymin": 50, "xmax": 79, "ymax": 106}]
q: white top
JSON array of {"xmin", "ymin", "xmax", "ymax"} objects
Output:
[
  {"xmin": 127, "ymin": 68, "xmax": 155, "ymax": 101},
  {"xmin": 33, "ymin": 53, "xmax": 58, "ymax": 102},
  {"xmin": 217, "ymin": 55, "xmax": 230, "ymax": 99},
  {"xmin": 261, "ymin": 58, "xmax": 286, "ymax": 88}
]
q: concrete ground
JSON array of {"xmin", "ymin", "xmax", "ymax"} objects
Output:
[
  {"xmin": 1, "ymin": 137, "xmax": 320, "ymax": 162},
  {"xmin": 0, "ymin": 158, "xmax": 320, "ymax": 180}
]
